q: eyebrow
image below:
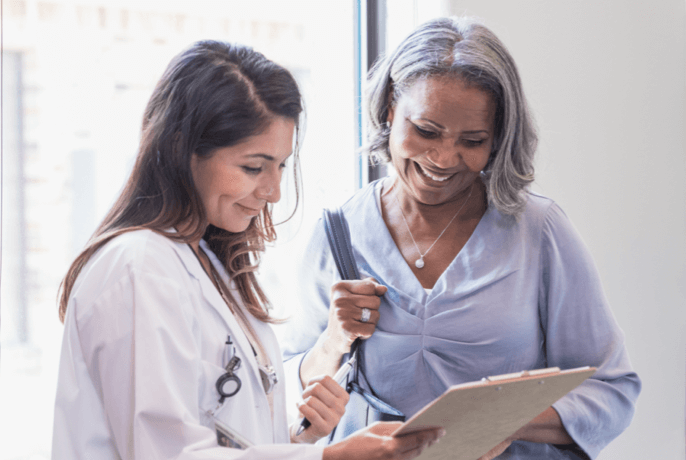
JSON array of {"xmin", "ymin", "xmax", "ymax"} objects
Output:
[
  {"xmin": 244, "ymin": 152, "xmax": 294, "ymax": 162},
  {"xmin": 245, "ymin": 153, "xmax": 277, "ymax": 161},
  {"xmin": 417, "ymin": 118, "xmax": 447, "ymax": 130},
  {"xmin": 416, "ymin": 118, "xmax": 490, "ymax": 135}
]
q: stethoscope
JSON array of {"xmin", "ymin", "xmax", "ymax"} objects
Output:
[
  {"xmin": 216, "ymin": 335, "xmax": 278, "ymax": 403},
  {"xmin": 188, "ymin": 244, "xmax": 278, "ymax": 403},
  {"xmin": 216, "ymin": 336, "xmax": 242, "ymax": 403}
]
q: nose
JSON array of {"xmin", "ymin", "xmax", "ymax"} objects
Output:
[
  {"xmin": 426, "ymin": 141, "xmax": 462, "ymax": 169},
  {"xmin": 256, "ymin": 171, "xmax": 282, "ymax": 204}
]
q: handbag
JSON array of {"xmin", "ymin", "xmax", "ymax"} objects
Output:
[{"xmin": 321, "ymin": 208, "xmax": 405, "ymax": 444}]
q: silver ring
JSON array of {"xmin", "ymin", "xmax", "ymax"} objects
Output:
[{"xmin": 360, "ymin": 308, "xmax": 371, "ymax": 323}]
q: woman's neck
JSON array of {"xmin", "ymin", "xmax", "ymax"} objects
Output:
[
  {"xmin": 187, "ymin": 239, "xmax": 215, "ymax": 283},
  {"xmin": 387, "ymin": 176, "xmax": 487, "ymax": 223},
  {"xmin": 174, "ymin": 220, "xmax": 208, "ymax": 254}
]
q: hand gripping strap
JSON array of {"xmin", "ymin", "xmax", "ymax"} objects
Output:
[
  {"xmin": 322, "ymin": 207, "xmax": 362, "ymax": 372},
  {"xmin": 320, "ymin": 208, "xmax": 405, "ymax": 445}
]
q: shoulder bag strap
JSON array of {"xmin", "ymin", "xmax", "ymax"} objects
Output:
[
  {"xmin": 322, "ymin": 207, "xmax": 360, "ymax": 280},
  {"xmin": 322, "ymin": 207, "xmax": 363, "ymax": 380}
]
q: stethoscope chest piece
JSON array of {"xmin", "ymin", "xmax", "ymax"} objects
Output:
[
  {"xmin": 217, "ymin": 372, "xmax": 241, "ymax": 403},
  {"xmin": 217, "ymin": 353, "xmax": 242, "ymax": 403}
]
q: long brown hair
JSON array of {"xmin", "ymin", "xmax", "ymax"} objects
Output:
[{"xmin": 58, "ymin": 41, "xmax": 303, "ymax": 323}]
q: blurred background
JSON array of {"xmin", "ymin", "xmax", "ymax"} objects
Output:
[{"xmin": 1, "ymin": 1, "xmax": 684, "ymax": 458}]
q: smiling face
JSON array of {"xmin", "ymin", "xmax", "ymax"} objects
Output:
[
  {"xmin": 387, "ymin": 76, "xmax": 496, "ymax": 206},
  {"xmin": 190, "ymin": 116, "xmax": 295, "ymax": 233}
]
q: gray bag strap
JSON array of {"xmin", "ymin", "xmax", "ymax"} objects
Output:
[
  {"xmin": 322, "ymin": 207, "xmax": 360, "ymax": 281},
  {"xmin": 322, "ymin": 207, "xmax": 363, "ymax": 370}
]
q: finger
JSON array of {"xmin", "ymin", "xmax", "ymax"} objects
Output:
[
  {"xmin": 316, "ymin": 381, "xmax": 350, "ymax": 412},
  {"xmin": 395, "ymin": 428, "xmax": 445, "ymax": 454},
  {"xmin": 334, "ymin": 279, "xmax": 385, "ymax": 296},
  {"xmin": 298, "ymin": 397, "xmax": 339, "ymax": 435},
  {"xmin": 296, "ymin": 399, "xmax": 326, "ymax": 428},
  {"xmin": 329, "ymin": 319, "xmax": 376, "ymax": 342},
  {"xmin": 332, "ymin": 309, "xmax": 378, "ymax": 330},
  {"xmin": 332, "ymin": 306, "xmax": 379, "ymax": 328},
  {"xmin": 302, "ymin": 380, "xmax": 348, "ymax": 412},
  {"xmin": 360, "ymin": 278, "xmax": 388, "ymax": 298},
  {"xmin": 311, "ymin": 375, "xmax": 350, "ymax": 400},
  {"xmin": 359, "ymin": 277, "xmax": 388, "ymax": 296},
  {"xmin": 332, "ymin": 292, "xmax": 382, "ymax": 310},
  {"xmin": 355, "ymin": 308, "xmax": 380, "ymax": 325},
  {"xmin": 351, "ymin": 322, "xmax": 377, "ymax": 340},
  {"xmin": 477, "ymin": 438, "xmax": 512, "ymax": 460},
  {"xmin": 396, "ymin": 443, "xmax": 425, "ymax": 460},
  {"xmin": 373, "ymin": 283, "xmax": 388, "ymax": 296},
  {"xmin": 366, "ymin": 421, "xmax": 404, "ymax": 436}
]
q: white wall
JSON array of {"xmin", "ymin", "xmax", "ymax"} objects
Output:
[{"xmin": 439, "ymin": 1, "xmax": 686, "ymax": 458}]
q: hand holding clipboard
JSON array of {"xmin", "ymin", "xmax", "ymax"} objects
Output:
[{"xmin": 393, "ymin": 366, "xmax": 596, "ymax": 460}]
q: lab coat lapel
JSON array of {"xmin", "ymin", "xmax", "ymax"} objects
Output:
[{"xmin": 172, "ymin": 241, "xmax": 266, "ymax": 398}]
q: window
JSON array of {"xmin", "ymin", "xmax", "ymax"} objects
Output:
[{"xmin": 2, "ymin": 51, "xmax": 27, "ymax": 348}]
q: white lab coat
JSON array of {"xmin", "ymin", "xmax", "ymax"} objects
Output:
[{"xmin": 52, "ymin": 229, "xmax": 324, "ymax": 460}]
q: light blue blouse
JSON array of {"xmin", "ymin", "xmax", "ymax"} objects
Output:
[{"xmin": 282, "ymin": 180, "xmax": 640, "ymax": 459}]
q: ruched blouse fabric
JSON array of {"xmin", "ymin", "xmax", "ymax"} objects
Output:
[{"xmin": 282, "ymin": 179, "xmax": 640, "ymax": 460}]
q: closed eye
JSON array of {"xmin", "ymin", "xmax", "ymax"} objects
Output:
[
  {"xmin": 412, "ymin": 124, "xmax": 440, "ymax": 139},
  {"xmin": 241, "ymin": 166, "xmax": 262, "ymax": 175},
  {"xmin": 463, "ymin": 139, "xmax": 486, "ymax": 147}
]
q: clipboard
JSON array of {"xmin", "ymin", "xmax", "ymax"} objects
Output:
[{"xmin": 393, "ymin": 366, "xmax": 596, "ymax": 460}]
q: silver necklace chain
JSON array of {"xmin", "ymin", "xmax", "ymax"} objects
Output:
[{"xmin": 394, "ymin": 183, "xmax": 474, "ymax": 269}]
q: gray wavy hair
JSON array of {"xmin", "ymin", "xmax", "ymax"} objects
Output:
[{"xmin": 364, "ymin": 16, "xmax": 537, "ymax": 216}]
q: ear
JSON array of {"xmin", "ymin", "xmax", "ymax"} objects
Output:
[
  {"xmin": 385, "ymin": 84, "xmax": 396, "ymax": 126},
  {"xmin": 386, "ymin": 105, "xmax": 395, "ymax": 127},
  {"xmin": 189, "ymin": 152, "xmax": 201, "ymax": 182}
]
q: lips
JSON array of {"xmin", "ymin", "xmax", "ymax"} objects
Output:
[
  {"xmin": 236, "ymin": 203, "xmax": 261, "ymax": 216},
  {"xmin": 414, "ymin": 162, "xmax": 456, "ymax": 183}
]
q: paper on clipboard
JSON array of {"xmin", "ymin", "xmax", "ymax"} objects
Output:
[{"xmin": 393, "ymin": 366, "xmax": 596, "ymax": 460}]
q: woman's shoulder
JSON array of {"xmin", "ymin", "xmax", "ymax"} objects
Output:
[
  {"xmin": 93, "ymin": 229, "xmax": 181, "ymax": 270},
  {"xmin": 327, "ymin": 180, "xmax": 386, "ymax": 238},
  {"xmin": 68, "ymin": 229, "xmax": 194, "ymax": 324},
  {"xmin": 517, "ymin": 192, "xmax": 587, "ymax": 254},
  {"xmin": 74, "ymin": 229, "xmax": 188, "ymax": 298},
  {"xmin": 338, "ymin": 179, "xmax": 380, "ymax": 215},
  {"xmin": 522, "ymin": 191, "xmax": 573, "ymax": 227},
  {"xmin": 506, "ymin": 191, "xmax": 570, "ymax": 230},
  {"xmin": 483, "ymin": 191, "xmax": 574, "ymax": 247},
  {"xmin": 522, "ymin": 191, "xmax": 557, "ymax": 217}
]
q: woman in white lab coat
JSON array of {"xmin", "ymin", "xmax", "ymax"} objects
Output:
[{"xmin": 52, "ymin": 41, "xmax": 443, "ymax": 460}]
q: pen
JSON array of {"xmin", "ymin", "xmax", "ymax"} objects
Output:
[
  {"xmin": 223, "ymin": 335, "xmax": 234, "ymax": 368},
  {"xmin": 295, "ymin": 354, "xmax": 356, "ymax": 436}
]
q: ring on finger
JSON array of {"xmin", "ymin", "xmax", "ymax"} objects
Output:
[{"xmin": 360, "ymin": 307, "xmax": 372, "ymax": 323}]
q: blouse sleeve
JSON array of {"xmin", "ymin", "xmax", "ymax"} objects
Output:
[
  {"xmin": 71, "ymin": 248, "xmax": 323, "ymax": 460},
  {"xmin": 281, "ymin": 219, "xmax": 337, "ymax": 400},
  {"xmin": 539, "ymin": 203, "xmax": 641, "ymax": 459}
]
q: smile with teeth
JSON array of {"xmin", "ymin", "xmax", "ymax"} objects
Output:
[{"xmin": 417, "ymin": 163, "xmax": 454, "ymax": 182}]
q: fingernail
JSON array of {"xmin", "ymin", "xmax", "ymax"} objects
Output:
[{"xmin": 439, "ymin": 429, "xmax": 447, "ymax": 438}]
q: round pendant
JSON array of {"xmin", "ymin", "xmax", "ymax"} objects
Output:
[{"xmin": 415, "ymin": 258, "xmax": 425, "ymax": 269}]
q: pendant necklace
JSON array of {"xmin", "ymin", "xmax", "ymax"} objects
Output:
[{"xmin": 394, "ymin": 183, "xmax": 473, "ymax": 269}]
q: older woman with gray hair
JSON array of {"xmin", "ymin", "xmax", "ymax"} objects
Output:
[{"xmin": 282, "ymin": 17, "xmax": 640, "ymax": 460}]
